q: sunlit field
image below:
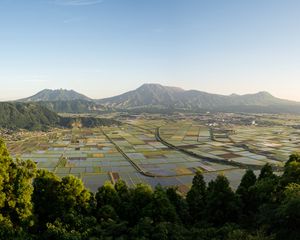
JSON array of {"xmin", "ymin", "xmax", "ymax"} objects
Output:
[{"xmin": 7, "ymin": 113, "xmax": 299, "ymax": 193}]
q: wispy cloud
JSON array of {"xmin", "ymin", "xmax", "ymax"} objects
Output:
[{"xmin": 53, "ymin": 0, "xmax": 104, "ymax": 6}]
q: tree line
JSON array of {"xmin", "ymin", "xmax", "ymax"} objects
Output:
[
  {"xmin": 0, "ymin": 102, "xmax": 119, "ymax": 131},
  {"xmin": 0, "ymin": 138, "xmax": 299, "ymax": 240}
]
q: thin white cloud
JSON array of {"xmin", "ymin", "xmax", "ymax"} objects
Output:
[{"xmin": 53, "ymin": 0, "xmax": 104, "ymax": 6}]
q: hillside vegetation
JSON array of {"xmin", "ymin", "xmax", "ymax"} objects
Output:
[
  {"xmin": 0, "ymin": 102, "xmax": 59, "ymax": 130},
  {"xmin": 0, "ymin": 102, "xmax": 118, "ymax": 131},
  {"xmin": 38, "ymin": 100, "xmax": 109, "ymax": 114}
]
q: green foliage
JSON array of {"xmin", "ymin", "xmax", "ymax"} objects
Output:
[
  {"xmin": 258, "ymin": 164, "xmax": 276, "ymax": 181},
  {"xmin": 0, "ymin": 138, "xmax": 300, "ymax": 239},
  {"xmin": 0, "ymin": 102, "xmax": 119, "ymax": 131},
  {"xmin": 186, "ymin": 171, "xmax": 206, "ymax": 223},
  {"xmin": 252, "ymin": 165, "xmax": 278, "ymax": 207},
  {"xmin": 57, "ymin": 175, "xmax": 91, "ymax": 214},
  {"xmin": 166, "ymin": 187, "xmax": 190, "ymax": 223},
  {"xmin": 32, "ymin": 171, "xmax": 91, "ymax": 233},
  {"xmin": 96, "ymin": 182, "xmax": 120, "ymax": 209},
  {"xmin": 39, "ymin": 100, "xmax": 109, "ymax": 114},
  {"xmin": 0, "ymin": 139, "xmax": 36, "ymax": 229},
  {"xmin": 273, "ymin": 183, "xmax": 300, "ymax": 240},
  {"xmin": 0, "ymin": 102, "xmax": 59, "ymax": 130},
  {"xmin": 32, "ymin": 170, "xmax": 61, "ymax": 226},
  {"xmin": 237, "ymin": 169, "xmax": 257, "ymax": 194},
  {"xmin": 126, "ymin": 183, "xmax": 153, "ymax": 225},
  {"xmin": 285, "ymin": 153, "xmax": 300, "ymax": 166},
  {"xmin": 281, "ymin": 155, "xmax": 300, "ymax": 186},
  {"xmin": 205, "ymin": 175, "xmax": 239, "ymax": 226},
  {"xmin": 236, "ymin": 169, "xmax": 257, "ymax": 226},
  {"xmin": 226, "ymin": 229, "xmax": 274, "ymax": 240},
  {"xmin": 144, "ymin": 185, "xmax": 179, "ymax": 223}
]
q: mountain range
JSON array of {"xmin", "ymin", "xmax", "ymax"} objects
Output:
[
  {"xmin": 16, "ymin": 84, "xmax": 300, "ymax": 114},
  {"xmin": 19, "ymin": 89, "xmax": 91, "ymax": 102}
]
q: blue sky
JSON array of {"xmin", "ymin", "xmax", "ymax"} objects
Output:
[{"xmin": 1, "ymin": 0, "xmax": 300, "ymax": 100}]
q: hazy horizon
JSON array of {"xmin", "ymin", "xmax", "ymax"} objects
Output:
[
  {"xmin": 2, "ymin": 82, "xmax": 299, "ymax": 103},
  {"xmin": 1, "ymin": 0, "xmax": 300, "ymax": 101}
]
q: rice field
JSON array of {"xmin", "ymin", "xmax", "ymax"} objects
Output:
[
  {"xmin": 9, "ymin": 114, "xmax": 300, "ymax": 193},
  {"xmin": 158, "ymin": 122, "xmax": 296, "ymax": 167}
]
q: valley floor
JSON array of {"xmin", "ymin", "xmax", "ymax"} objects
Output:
[{"xmin": 6, "ymin": 113, "xmax": 300, "ymax": 193}]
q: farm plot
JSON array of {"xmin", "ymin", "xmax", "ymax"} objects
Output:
[
  {"xmin": 159, "ymin": 122, "xmax": 283, "ymax": 167},
  {"xmin": 230, "ymin": 126, "xmax": 300, "ymax": 162},
  {"xmin": 11, "ymin": 118, "xmax": 290, "ymax": 194},
  {"xmin": 19, "ymin": 128, "xmax": 139, "ymax": 191},
  {"xmin": 103, "ymin": 124, "xmax": 233, "ymax": 179},
  {"xmin": 21, "ymin": 123, "xmax": 240, "ymax": 193}
]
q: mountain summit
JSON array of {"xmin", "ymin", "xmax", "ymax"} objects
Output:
[
  {"xmin": 19, "ymin": 89, "xmax": 91, "ymax": 102},
  {"xmin": 97, "ymin": 83, "xmax": 299, "ymax": 112},
  {"xmin": 16, "ymin": 84, "xmax": 300, "ymax": 113},
  {"xmin": 97, "ymin": 84, "xmax": 185, "ymax": 108}
]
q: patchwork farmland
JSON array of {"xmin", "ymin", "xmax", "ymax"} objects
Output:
[{"xmin": 7, "ymin": 114, "xmax": 300, "ymax": 194}]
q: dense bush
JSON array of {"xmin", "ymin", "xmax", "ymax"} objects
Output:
[{"xmin": 0, "ymin": 139, "xmax": 299, "ymax": 239}]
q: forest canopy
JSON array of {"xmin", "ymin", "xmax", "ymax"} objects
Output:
[
  {"xmin": 0, "ymin": 102, "xmax": 119, "ymax": 131},
  {"xmin": 0, "ymin": 139, "xmax": 299, "ymax": 240}
]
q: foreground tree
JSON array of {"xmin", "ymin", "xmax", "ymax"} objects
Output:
[
  {"xmin": 33, "ymin": 170, "xmax": 92, "ymax": 233},
  {"xmin": 258, "ymin": 164, "xmax": 276, "ymax": 181},
  {"xmin": 285, "ymin": 153, "xmax": 300, "ymax": 166},
  {"xmin": 0, "ymin": 137, "xmax": 299, "ymax": 239},
  {"xmin": 32, "ymin": 170, "xmax": 61, "ymax": 227},
  {"xmin": 0, "ymin": 139, "xmax": 36, "ymax": 230},
  {"xmin": 205, "ymin": 175, "xmax": 239, "ymax": 226},
  {"xmin": 127, "ymin": 184, "xmax": 153, "ymax": 225},
  {"xmin": 236, "ymin": 169, "xmax": 257, "ymax": 226},
  {"xmin": 273, "ymin": 183, "xmax": 300, "ymax": 240},
  {"xmin": 166, "ymin": 187, "xmax": 190, "ymax": 223},
  {"xmin": 280, "ymin": 154, "xmax": 300, "ymax": 186},
  {"xmin": 145, "ymin": 185, "xmax": 179, "ymax": 223},
  {"xmin": 186, "ymin": 171, "xmax": 207, "ymax": 223}
]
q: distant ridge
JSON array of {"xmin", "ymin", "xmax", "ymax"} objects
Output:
[
  {"xmin": 16, "ymin": 84, "xmax": 300, "ymax": 114},
  {"xmin": 19, "ymin": 89, "xmax": 91, "ymax": 102},
  {"xmin": 96, "ymin": 83, "xmax": 300, "ymax": 113}
]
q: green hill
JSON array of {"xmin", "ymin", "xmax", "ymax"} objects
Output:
[
  {"xmin": 0, "ymin": 102, "xmax": 59, "ymax": 130},
  {"xmin": 0, "ymin": 102, "xmax": 118, "ymax": 131},
  {"xmin": 38, "ymin": 100, "xmax": 109, "ymax": 113}
]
